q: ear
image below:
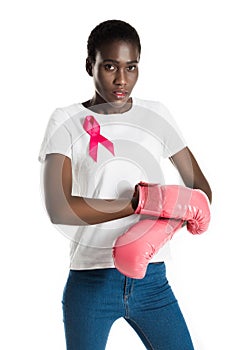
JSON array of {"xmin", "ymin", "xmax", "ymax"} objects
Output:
[{"xmin": 86, "ymin": 58, "xmax": 93, "ymax": 77}]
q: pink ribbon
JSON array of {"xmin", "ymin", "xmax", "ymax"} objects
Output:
[{"xmin": 83, "ymin": 115, "xmax": 115, "ymax": 161}]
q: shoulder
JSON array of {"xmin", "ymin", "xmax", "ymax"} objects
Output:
[
  {"xmin": 133, "ymin": 97, "xmax": 186, "ymax": 144},
  {"xmin": 133, "ymin": 97, "xmax": 174, "ymax": 121},
  {"xmin": 50, "ymin": 102, "xmax": 84, "ymax": 124}
]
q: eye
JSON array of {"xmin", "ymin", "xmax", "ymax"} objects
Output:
[
  {"xmin": 104, "ymin": 64, "xmax": 116, "ymax": 71},
  {"xmin": 127, "ymin": 65, "xmax": 137, "ymax": 72}
]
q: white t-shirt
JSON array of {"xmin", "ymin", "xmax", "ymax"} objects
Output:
[{"xmin": 39, "ymin": 97, "xmax": 187, "ymax": 270}]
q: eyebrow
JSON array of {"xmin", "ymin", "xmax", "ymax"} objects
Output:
[{"xmin": 103, "ymin": 59, "xmax": 139, "ymax": 64}]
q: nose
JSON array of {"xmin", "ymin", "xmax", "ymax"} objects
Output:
[{"xmin": 114, "ymin": 68, "xmax": 127, "ymax": 86}]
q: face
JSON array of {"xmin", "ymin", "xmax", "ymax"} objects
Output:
[{"xmin": 87, "ymin": 40, "xmax": 140, "ymax": 113}]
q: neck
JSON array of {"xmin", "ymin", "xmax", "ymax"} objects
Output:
[{"xmin": 83, "ymin": 97, "xmax": 133, "ymax": 115}]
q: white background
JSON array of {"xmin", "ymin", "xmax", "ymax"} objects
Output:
[{"xmin": 1, "ymin": 0, "xmax": 233, "ymax": 349}]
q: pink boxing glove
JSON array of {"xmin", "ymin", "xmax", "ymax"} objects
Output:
[
  {"xmin": 113, "ymin": 218, "xmax": 183, "ymax": 279},
  {"xmin": 134, "ymin": 182, "xmax": 211, "ymax": 234}
]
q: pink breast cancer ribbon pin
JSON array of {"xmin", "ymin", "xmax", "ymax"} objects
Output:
[{"xmin": 83, "ymin": 115, "xmax": 115, "ymax": 162}]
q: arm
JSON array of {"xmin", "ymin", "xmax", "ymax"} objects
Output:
[
  {"xmin": 170, "ymin": 146, "xmax": 212, "ymax": 203},
  {"xmin": 131, "ymin": 146, "xmax": 211, "ymax": 233},
  {"xmin": 43, "ymin": 153, "xmax": 135, "ymax": 225}
]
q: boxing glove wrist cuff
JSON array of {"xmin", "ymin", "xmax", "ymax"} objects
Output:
[
  {"xmin": 134, "ymin": 182, "xmax": 146, "ymax": 214},
  {"xmin": 134, "ymin": 182, "xmax": 162, "ymax": 216},
  {"xmin": 134, "ymin": 185, "xmax": 144, "ymax": 214}
]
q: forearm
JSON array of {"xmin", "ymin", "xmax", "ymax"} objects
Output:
[{"xmin": 49, "ymin": 195, "xmax": 135, "ymax": 226}]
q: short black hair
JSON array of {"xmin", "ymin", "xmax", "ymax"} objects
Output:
[{"xmin": 87, "ymin": 19, "xmax": 141, "ymax": 63}]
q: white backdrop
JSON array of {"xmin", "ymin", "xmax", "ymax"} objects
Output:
[{"xmin": 1, "ymin": 0, "xmax": 233, "ymax": 349}]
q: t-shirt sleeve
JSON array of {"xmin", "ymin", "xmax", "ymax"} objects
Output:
[
  {"xmin": 38, "ymin": 108, "xmax": 72, "ymax": 162},
  {"xmin": 156, "ymin": 102, "xmax": 187, "ymax": 158}
]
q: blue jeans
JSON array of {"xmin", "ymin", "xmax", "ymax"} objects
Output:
[{"xmin": 62, "ymin": 263, "xmax": 194, "ymax": 350}]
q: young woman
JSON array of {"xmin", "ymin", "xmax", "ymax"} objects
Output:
[{"xmin": 39, "ymin": 20, "xmax": 212, "ymax": 350}]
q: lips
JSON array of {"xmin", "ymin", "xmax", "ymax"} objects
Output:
[{"xmin": 113, "ymin": 90, "xmax": 128, "ymax": 99}]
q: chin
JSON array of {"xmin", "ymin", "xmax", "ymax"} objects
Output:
[
  {"xmin": 96, "ymin": 93, "xmax": 132, "ymax": 113},
  {"xmin": 109, "ymin": 96, "xmax": 131, "ymax": 107}
]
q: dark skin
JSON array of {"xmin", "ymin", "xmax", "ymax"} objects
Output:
[
  {"xmin": 84, "ymin": 40, "xmax": 140, "ymax": 114},
  {"xmin": 43, "ymin": 40, "xmax": 212, "ymax": 226}
]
